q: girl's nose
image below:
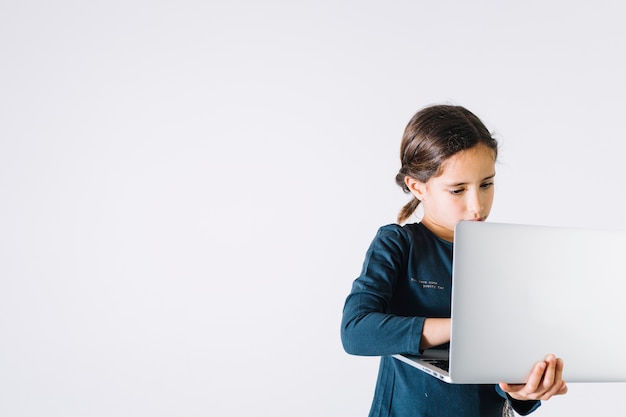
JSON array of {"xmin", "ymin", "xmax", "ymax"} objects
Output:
[{"xmin": 467, "ymin": 191, "xmax": 483, "ymax": 217}]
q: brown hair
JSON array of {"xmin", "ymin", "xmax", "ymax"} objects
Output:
[{"xmin": 395, "ymin": 104, "xmax": 498, "ymax": 223}]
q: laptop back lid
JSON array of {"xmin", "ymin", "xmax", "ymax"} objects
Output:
[{"xmin": 449, "ymin": 221, "xmax": 626, "ymax": 384}]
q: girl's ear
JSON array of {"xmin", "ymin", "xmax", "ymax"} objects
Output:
[{"xmin": 404, "ymin": 176, "xmax": 426, "ymax": 201}]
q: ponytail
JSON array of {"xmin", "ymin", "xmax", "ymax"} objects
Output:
[
  {"xmin": 397, "ymin": 197, "xmax": 420, "ymax": 224},
  {"xmin": 395, "ymin": 170, "xmax": 420, "ymax": 224}
]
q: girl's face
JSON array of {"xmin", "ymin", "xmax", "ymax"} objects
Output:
[{"xmin": 406, "ymin": 143, "xmax": 496, "ymax": 242}]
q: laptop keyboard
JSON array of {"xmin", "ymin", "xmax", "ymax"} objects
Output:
[{"xmin": 423, "ymin": 359, "xmax": 449, "ymax": 372}]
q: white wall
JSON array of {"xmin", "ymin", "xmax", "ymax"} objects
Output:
[{"xmin": 1, "ymin": 1, "xmax": 625, "ymax": 416}]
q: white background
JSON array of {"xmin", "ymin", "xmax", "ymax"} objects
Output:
[{"xmin": 1, "ymin": 1, "xmax": 625, "ymax": 416}]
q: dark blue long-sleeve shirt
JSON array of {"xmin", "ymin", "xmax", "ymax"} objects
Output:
[{"xmin": 341, "ymin": 222, "xmax": 540, "ymax": 417}]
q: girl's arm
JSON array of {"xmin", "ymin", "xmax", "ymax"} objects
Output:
[{"xmin": 341, "ymin": 226, "xmax": 428, "ymax": 356}]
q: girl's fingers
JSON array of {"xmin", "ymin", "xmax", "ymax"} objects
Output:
[
  {"xmin": 524, "ymin": 360, "xmax": 547, "ymax": 393},
  {"xmin": 540, "ymin": 355, "xmax": 557, "ymax": 389},
  {"xmin": 500, "ymin": 355, "xmax": 568, "ymax": 401}
]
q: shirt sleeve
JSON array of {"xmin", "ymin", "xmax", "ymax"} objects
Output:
[{"xmin": 340, "ymin": 225, "xmax": 426, "ymax": 356}]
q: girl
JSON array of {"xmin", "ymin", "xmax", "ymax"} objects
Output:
[{"xmin": 340, "ymin": 104, "xmax": 567, "ymax": 417}]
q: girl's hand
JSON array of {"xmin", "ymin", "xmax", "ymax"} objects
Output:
[
  {"xmin": 499, "ymin": 354, "xmax": 568, "ymax": 401},
  {"xmin": 419, "ymin": 318, "xmax": 451, "ymax": 350}
]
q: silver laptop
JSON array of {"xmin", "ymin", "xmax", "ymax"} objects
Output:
[{"xmin": 394, "ymin": 221, "xmax": 626, "ymax": 384}]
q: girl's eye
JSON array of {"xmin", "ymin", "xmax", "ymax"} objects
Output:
[
  {"xmin": 450, "ymin": 189, "xmax": 464, "ymax": 195},
  {"xmin": 481, "ymin": 182, "xmax": 494, "ymax": 189}
]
